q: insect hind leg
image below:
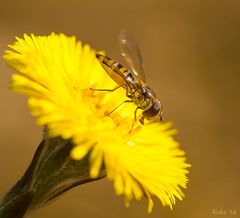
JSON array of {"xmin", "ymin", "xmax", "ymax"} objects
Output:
[
  {"xmin": 90, "ymin": 84, "xmax": 124, "ymax": 92},
  {"xmin": 90, "ymin": 84, "xmax": 132, "ymax": 98}
]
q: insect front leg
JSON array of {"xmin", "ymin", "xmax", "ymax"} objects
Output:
[
  {"xmin": 129, "ymin": 107, "xmax": 143, "ymax": 133},
  {"xmin": 134, "ymin": 107, "xmax": 142, "ymax": 123}
]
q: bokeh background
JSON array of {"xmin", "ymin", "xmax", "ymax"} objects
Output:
[{"xmin": 0, "ymin": 0, "xmax": 239, "ymax": 217}]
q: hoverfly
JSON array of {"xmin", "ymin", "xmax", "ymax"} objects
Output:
[{"xmin": 95, "ymin": 29, "xmax": 163, "ymax": 125}]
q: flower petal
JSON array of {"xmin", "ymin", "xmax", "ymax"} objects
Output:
[{"xmin": 4, "ymin": 33, "xmax": 190, "ymax": 212}]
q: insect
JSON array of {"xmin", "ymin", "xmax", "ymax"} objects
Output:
[{"xmin": 95, "ymin": 29, "xmax": 163, "ymax": 125}]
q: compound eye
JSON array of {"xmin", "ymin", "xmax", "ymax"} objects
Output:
[{"xmin": 142, "ymin": 101, "xmax": 161, "ymax": 120}]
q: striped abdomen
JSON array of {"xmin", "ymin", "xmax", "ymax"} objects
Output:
[{"xmin": 96, "ymin": 53, "xmax": 134, "ymax": 88}]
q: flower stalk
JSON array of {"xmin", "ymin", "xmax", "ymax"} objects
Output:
[{"xmin": 0, "ymin": 134, "xmax": 105, "ymax": 218}]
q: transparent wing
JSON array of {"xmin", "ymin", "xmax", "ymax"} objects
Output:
[{"xmin": 118, "ymin": 29, "xmax": 146, "ymax": 82}]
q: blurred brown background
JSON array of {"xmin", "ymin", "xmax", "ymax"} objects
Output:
[{"xmin": 0, "ymin": 0, "xmax": 240, "ymax": 217}]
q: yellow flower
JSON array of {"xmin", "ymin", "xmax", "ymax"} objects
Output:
[{"xmin": 3, "ymin": 33, "xmax": 190, "ymax": 212}]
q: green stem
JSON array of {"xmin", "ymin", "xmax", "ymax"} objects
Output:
[
  {"xmin": 0, "ymin": 191, "xmax": 34, "ymax": 218},
  {"xmin": 0, "ymin": 136, "xmax": 105, "ymax": 218}
]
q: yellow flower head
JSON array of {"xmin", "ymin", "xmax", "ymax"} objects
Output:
[{"xmin": 3, "ymin": 33, "xmax": 190, "ymax": 212}]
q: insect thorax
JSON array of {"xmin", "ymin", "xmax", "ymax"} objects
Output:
[{"xmin": 131, "ymin": 84, "xmax": 155, "ymax": 110}]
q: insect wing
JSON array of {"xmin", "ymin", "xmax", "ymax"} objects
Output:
[{"xmin": 118, "ymin": 29, "xmax": 146, "ymax": 83}]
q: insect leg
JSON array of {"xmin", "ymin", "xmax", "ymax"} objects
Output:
[
  {"xmin": 90, "ymin": 84, "xmax": 133, "ymax": 98},
  {"xmin": 129, "ymin": 107, "xmax": 143, "ymax": 133},
  {"xmin": 134, "ymin": 107, "xmax": 142, "ymax": 123},
  {"xmin": 105, "ymin": 100, "xmax": 133, "ymax": 116},
  {"xmin": 90, "ymin": 85, "xmax": 124, "ymax": 92},
  {"xmin": 125, "ymin": 86, "xmax": 133, "ymax": 98}
]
